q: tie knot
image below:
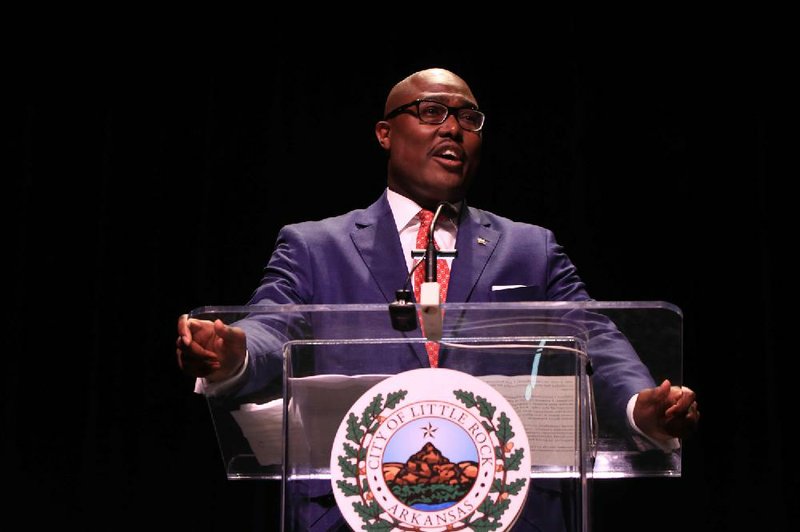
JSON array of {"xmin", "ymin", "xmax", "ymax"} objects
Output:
[{"xmin": 418, "ymin": 209, "xmax": 435, "ymax": 228}]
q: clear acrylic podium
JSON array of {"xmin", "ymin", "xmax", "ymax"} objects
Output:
[{"xmin": 190, "ymin": 302, "xmax": 683, "ymax": 531}]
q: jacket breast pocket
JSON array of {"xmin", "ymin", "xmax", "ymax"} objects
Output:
[{"xmin": 490, "ymin": 285, "xmax": 541, "ymax": 302}]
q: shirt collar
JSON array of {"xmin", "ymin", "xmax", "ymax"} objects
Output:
[{"xmin": 386, "ymin": 188, "xmax": 462, "ymax": 232}]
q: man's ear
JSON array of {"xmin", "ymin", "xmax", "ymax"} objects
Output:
[{"xmin": 375, "ymin": 121, "xmax": 391, "ymax": 151}]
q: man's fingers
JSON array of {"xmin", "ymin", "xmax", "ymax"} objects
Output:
[
  {"xmin": 177, "ymin": 345, "xmax": 221, "ymax": 375},
  {"xmin": 176, "ymin": 316, "xmax": 237, "ymax": 378},
  {"xmin": 690, "ymin": 402, "xmax": 700, "ymax": 422},
  {"xmin": 663, "ymin": 400, "xmax": 700, "ymax": 438},
  {"xmin": 177, "ymin": 314, "xmax": 190, "ymax": 344},
  {"xmin": 665, "ymin": 393, "xmax": 699, "ymax": 419}
]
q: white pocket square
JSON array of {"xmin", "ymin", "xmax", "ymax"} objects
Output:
[{"xmin": 491, "ymin": 285, "xmax": 527, "ymax": 291}]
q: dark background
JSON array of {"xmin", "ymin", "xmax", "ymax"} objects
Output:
[{"xmin": 6, "ymin": 12, "xmax": 793, "ymax": 532}]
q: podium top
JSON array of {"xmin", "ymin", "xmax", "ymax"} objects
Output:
[
  {"xmin": 190, "ymin": 300, "xmax": 682, "ymax": 317},
  {"xmin": 188, "ymin": 301, "xmax": 681, "ymax": 347}
]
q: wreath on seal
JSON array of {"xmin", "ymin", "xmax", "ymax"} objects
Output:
[{"xmin": 334, "ymin": 388, "xmax": 527, "ymax": 531}]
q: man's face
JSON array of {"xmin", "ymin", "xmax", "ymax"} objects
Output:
[{"xmin": 376, "ymin": 74, "xmax": 482, "ymax": 208}]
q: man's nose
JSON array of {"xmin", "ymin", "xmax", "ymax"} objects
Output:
[{"xmin": 437, "ymin": 113, "xmax": 463, "ymax": 137}]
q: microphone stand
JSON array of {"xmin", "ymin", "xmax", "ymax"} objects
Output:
[
  {"xmin": 416, "ymin": 203, "xmax": 457, "ymax": 341},
  {"xmin": 389, "ymin": 202, "xmax": 457, "ymax": 336}
]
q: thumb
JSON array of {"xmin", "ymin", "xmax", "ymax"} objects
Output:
[
  {"xmin": 213, "ymin": 319, "xmax": 232, "ymax": 339},
  {"xmin": 653, "ymin": 379, "xmax": 671, "ymax": 401},
  {"xmin": 213, "ymin": 319, "xmax": 246, "ymax": 349}
]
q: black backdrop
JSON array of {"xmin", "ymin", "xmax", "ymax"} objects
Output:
[{"xmin": 6, "ymin": 14, "xmax": 794, "ymax": 532}]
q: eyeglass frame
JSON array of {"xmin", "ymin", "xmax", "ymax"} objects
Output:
[{"xmin": 383, "ymin": 98, "xmax": 485, "ymax": 132}]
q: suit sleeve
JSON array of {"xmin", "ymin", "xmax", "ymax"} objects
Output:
[
  {"xmin": 542, "ymin": 228, "xmax": 656, "ymax": 434},
  {"xmin": 225, "ymin": 225, "xmax": 315, "ymax": 397}
]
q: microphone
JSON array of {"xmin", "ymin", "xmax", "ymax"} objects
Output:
[
  {"xmin": 389, "ymin": 239, "xmax": 428, "ymax": 332},
  {"xmin": 389, "ymin": 288, "xmax": 417, "ymax": 331}
]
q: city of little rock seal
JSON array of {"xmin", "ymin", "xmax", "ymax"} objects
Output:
[{"xmin": 330, "ymin": 368, "xmax": 531, "ymax": 531}]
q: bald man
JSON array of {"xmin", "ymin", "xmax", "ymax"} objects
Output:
[{"xmin": 177, "ymin": 68, "xmax": 698, "ymax": 530}]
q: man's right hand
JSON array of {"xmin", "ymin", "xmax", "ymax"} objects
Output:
[{"xmin": 176, "ymin": 314, "xmax": 247, "ymax": 382}]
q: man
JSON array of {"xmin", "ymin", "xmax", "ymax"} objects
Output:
[{"xmin": 177, "ymin": 68, "xmax": 699, "ymax": 530}]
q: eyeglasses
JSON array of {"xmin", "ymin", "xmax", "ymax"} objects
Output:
[{"xmin": 384, "ymin": 99, "xmax": 485, "ymax": 132}]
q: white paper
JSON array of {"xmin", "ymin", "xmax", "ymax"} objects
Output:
[
  {"xmin": 478, "ymin": 375, "xmax": 577, "ymax": 467},
  {"xmin": 230, "ymin": 373, "xmax": 577, "ymax": 468},
  {"xmin": 231, "ymin": 374, "xmax": 389, "ymax": 466}
]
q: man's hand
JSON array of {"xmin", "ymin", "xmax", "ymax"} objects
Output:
[
  {"xmin": 176, "ymin": 314, "xmax": 247, "ymax": 382},
  {"xmin": 633, "ymin": 379, "xmax": 700, "ymax": 442}
]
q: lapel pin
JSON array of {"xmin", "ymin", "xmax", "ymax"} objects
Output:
[{"xmin": 477, "ymin": 237, "xmax": 488, "ymax": 246}]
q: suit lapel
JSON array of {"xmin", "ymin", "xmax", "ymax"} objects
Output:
[
  {"xmin": 349, "ymin": 193, "xmax": 434, "ymax": 368},
  {"xmin": 350, "ymin": 194, "xmax": 409, "ymax": 305},
  {"xmin": 447, "ymin": 205, "xmax": 500, "ymax": 303}
]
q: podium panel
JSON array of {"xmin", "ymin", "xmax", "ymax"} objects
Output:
[{"xmin": 192, "ymin": 302, "xmax": 683, "ymax": 531}]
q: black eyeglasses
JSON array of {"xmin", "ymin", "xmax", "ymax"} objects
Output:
[{"xmin": 384, "ymin": 99, "xmax": 485, "ymax": 132}]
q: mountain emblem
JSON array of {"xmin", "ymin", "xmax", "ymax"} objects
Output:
[{"xmin": 330, "ymin": 368, "xmax": 531, "ymax": 531}]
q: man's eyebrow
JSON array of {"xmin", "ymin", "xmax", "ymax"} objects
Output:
[{"xmin": 419, "ymin": 95, "xmax": 478, "ymax": 108}]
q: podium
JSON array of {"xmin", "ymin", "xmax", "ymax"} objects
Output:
[{"xmin": 191, "ymin": 302, "xmax": 683, "ymax": 531}]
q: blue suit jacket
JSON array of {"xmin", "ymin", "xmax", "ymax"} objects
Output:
[{"xmin": 232, "ymin": 191, "xmax": 656, "ymax": 530}]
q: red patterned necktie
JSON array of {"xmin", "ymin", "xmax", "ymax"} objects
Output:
[{"xmin": 413, "ymin": 209, "xmax": 450, "ymax": 368}]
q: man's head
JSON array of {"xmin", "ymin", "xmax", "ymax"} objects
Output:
[{"xmin": 375, "ymin": 68, "xmax": 482, "ymax": 210}]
